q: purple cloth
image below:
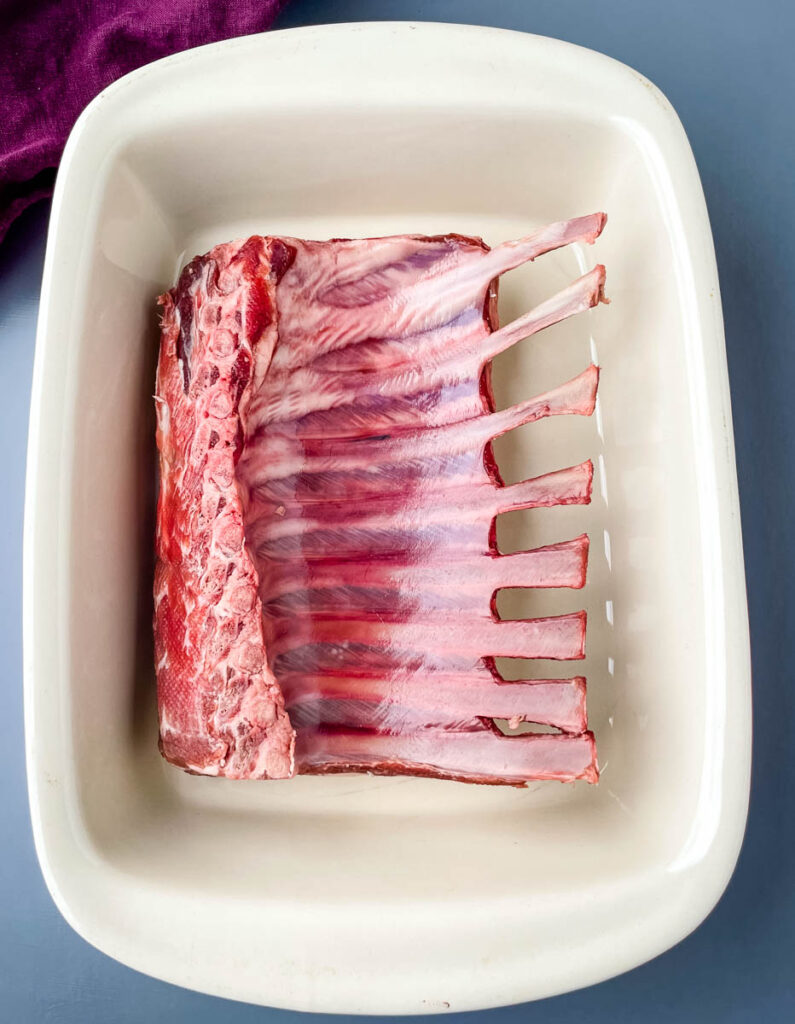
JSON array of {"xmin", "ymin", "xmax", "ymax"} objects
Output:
[{"xmin": 0, "ymin": 0, "xmax": 287, "ymax": 243}]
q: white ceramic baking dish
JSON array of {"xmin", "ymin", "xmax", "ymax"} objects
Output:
[{"xmin": 24, "ymin": 22, "xmax": 751, "ymax": 1013}]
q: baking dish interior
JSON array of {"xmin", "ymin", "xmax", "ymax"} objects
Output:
[{"xmin": 61, "ymin": 99, "xmax": 709, "ymax": 908}]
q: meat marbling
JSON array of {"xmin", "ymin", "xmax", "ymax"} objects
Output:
[{"xmin": 154, "ymin": 215, "xmax": 608, "ymax": 785}]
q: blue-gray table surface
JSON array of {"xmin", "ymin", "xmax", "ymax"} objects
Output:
[{"xmin": 2, "ymin": 1, "xmax": 792, "ymax": 1020}]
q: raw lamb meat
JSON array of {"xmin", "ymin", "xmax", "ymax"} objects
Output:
[{"xmin": 154, "ymin": 214, "xmax": 607, "ymax": 784}]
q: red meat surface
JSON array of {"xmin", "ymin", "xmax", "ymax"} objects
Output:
[{"xmin": 154, "ymin": 215, "xmax": 607, "ymax": 784}]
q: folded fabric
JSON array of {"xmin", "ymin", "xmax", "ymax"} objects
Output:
[{"xmin": 0, "ymin": 0, "xmax": 287, "ymax": 243}]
